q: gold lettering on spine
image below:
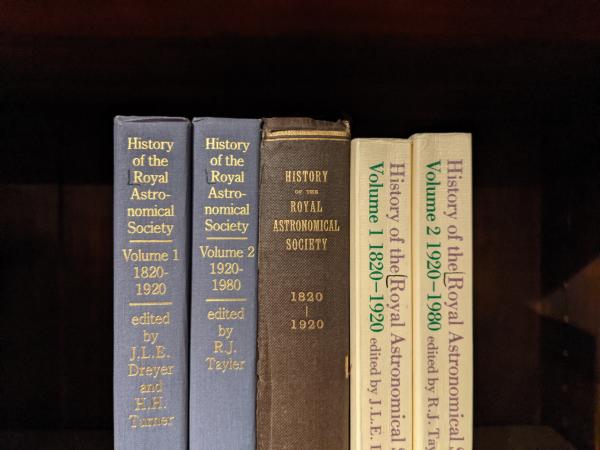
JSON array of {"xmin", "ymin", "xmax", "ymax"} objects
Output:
[
  {"xmin": 122, "ymin": 131, "xmax": 178, "ymax": 431},
  {"xmin": 278, "ymin": 128, "xmax": 349, "ymax": 336},
  {"xmin": 285, "ymin": 170, "xmax": 329, "ymax": 183},
  {"xmin": 200, "ymin": 135, "xmax": 252, "ymax": 375}
]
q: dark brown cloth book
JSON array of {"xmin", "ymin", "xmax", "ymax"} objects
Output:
[{"xmin": 257, "ymin": 117, "xmax": 351, "ymax": 450}]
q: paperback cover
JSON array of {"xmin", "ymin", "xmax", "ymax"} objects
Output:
[
  {"xmin": 189, "ymin": 118, "xmax": 261, "ymax": 450},
  {"xmin": 412, "ymin": 133, "xmax": 473, "ymax": 450},
  {"xmin": 350, "ymin": 138, "xmax": 412, "ymax": 450},
  {"xmin": 113, "ymin": 116, "xmax": 190, "ymax": 450}
]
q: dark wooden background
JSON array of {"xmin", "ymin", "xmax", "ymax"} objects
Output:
[{"xmin": 1, "ymin": 1, "xmax": 599, "ymax": 448}]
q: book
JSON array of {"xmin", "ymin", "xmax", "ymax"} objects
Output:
[
  {"xmin": 113, "ymin": 116, "xmax": 191, "ymax": 450},
  {"xmin": 350, "ymin": 138, "xmax": 413, "ymax": 450},
  {"xmin": 189, "ymin": 118, "xmax": 261, "ymax": 449},
  {"xmin": 411, "ymin": 133, "xmax": 473, "ymax": 450},
  {"xmin": 256, "ymin": 117, "xmax": 351, "ymax": 450}
]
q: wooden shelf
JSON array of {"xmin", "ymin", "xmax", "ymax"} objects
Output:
[{"xmin": 0, "ymin": 426, "xmax": 575, "ymax": 450}]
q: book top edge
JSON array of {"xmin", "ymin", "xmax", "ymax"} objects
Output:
[
  {"xmin": 192, "ymin": 117, "xmax": 262, "ymax": 124},
  {"xmin": 263, "ymin": 117, "xmax": 350, "ymax": 135},
  {"xmin": 114, "ymin": 116, "xmax": 189, "ymax": 123},
  {"xmin": 410, "ymin": 132, "xmax": 472, "ymax": 139},
  {"xmin": 352, "ymin": 137, "xmax": 410, "ymax": 143},
  {"xmin": 410, "ymin": 132, "xmax": 472, "ymax": 148}
]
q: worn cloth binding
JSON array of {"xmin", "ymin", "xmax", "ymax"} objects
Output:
[{"xmin": 257, "ymin": 117, "xmax": 350, "ymax": 450}]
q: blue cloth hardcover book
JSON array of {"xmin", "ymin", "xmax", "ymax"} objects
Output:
[
  {"xmin": 189, "ymin": 118, "xmax": 261, "ymax": 450},
  {"xmin": 114, "ymin": 116, "xmax": 190, "ymax": 450}
]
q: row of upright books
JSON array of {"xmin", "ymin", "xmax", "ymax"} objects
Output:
[{"xmin": 114, "ymin": 116, "xmax": 472, "ymax": 450}]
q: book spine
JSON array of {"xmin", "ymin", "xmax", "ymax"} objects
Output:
[
  {"xmin": 411, "ymin": 133, "xmax": 473, "ymax": 450},
  {"xmin": 256, "ymin": 118, "xmax": 351, "ymax": 450},
  {"xmin": 350, "ymin": 139, "xmax": 362, "ymax": 450},
  {"xmin": 113, "ymin": 116, "xmax": 190, "ymax": 450},
  {"xmin": 189, "ymin": 118, "xmax": 261, "ymax": 450},
  {"xmin": 350, "ymin": 139, "xmax": 412, "ymax": 450}
]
